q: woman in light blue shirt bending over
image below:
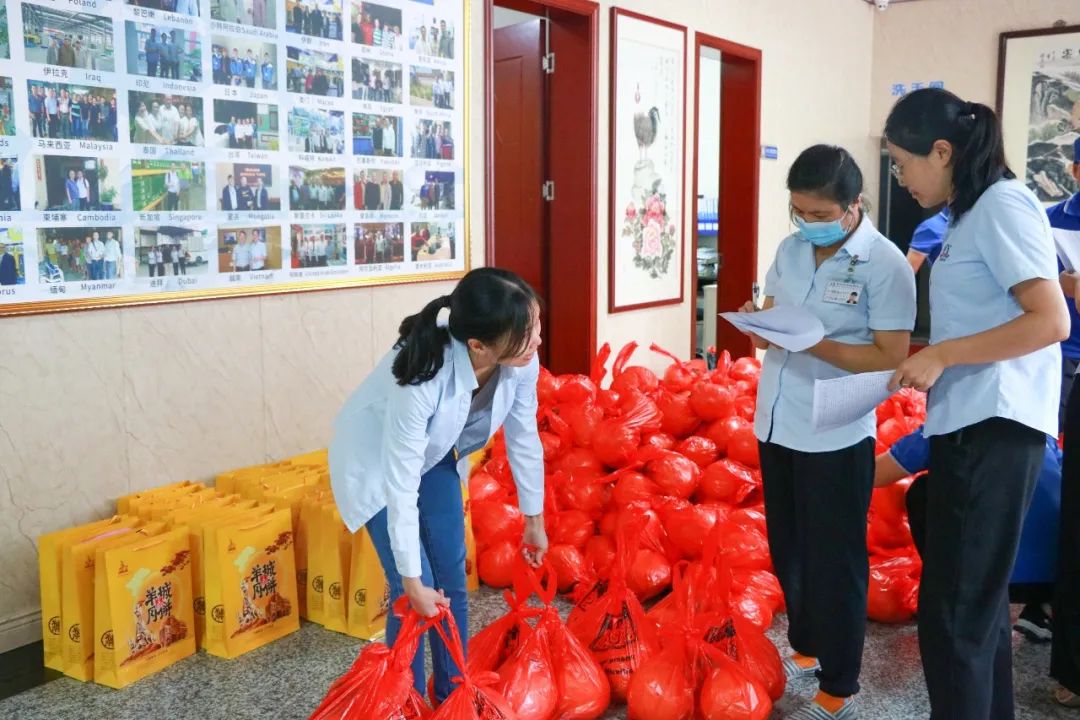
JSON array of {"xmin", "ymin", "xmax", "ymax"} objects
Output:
[
  {"xmin": 886, "ymin": 88, "xmax": 1071, "ymax": 720},
  {"xmin": 329, "ymin": 267, "xmax": 548, "ymax": 704},
  {"xmin": 739, "ymin": 145, "xmax": 916, "ymax": 720}
]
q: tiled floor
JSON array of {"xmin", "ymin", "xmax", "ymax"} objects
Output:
[{"xmin": 0, "ymin": 589, "xmax": 1071, "ymax": 720}]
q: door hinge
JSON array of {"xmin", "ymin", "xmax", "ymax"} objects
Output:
[
  {"xmin": 542, "ymin": 53, "xmax": 555, "ymax": 74},
  {"xmin": 542, "ymin": 180, "xmax": 555, "ymax": 202}
]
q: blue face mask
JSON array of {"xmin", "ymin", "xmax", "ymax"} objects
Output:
[{"xmin": 795, "ymin": 208, "xmax": 854, "ymax": 247}]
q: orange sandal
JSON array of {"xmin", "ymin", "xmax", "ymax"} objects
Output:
[{"xmin": 1054, "ymin": 686, "xmax": 1080, "ymax": 708}]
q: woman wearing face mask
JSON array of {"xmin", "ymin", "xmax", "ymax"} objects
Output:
[
  {"xmin": 738, "ymin": 145, "xmax": 916, "ymax": 720},
  {"xmin": 329, "ymin": 267, "xmax": 548, "ymax": 705},
  {"xmin": 885, "ymin": 88, "xmax": 1070, "ymax": 719}
]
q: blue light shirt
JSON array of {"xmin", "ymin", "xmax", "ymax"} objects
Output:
[
  {"xmin": 926, "ymin": 179, "xmax": 1061, "ymax": 438},
  {"xmin": 755, "ymin": 216, "xmax": 917, "ymax": 452},
  {"xmin": 329, "ymin": 339, "xmax": 544, "ymax": 578}
]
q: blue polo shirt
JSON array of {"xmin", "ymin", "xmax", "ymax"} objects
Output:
[
  {"xmin": 909, "ymin": 208, "xmax": 949, "ymax": 265},
  {"xmin": 890, "ymin": 426, "xmax": 1061, "ymax": 584},
  {"xmin": 1047, "ymin": 192, "xmax": 1080, "ymax": 360}
]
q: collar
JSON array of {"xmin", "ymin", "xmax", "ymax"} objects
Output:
[
  {"xmin": 1066, "ymin": 192, "xmax": 1080, "ymax": 219},
  {"xmin": 450, "ymin": 338, "xmax": 479, "ymax": 396},
  {"xmin": 836, "ymin": 213, "xmax": 875, "ymax": 262}
]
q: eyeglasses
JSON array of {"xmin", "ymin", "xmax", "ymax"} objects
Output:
[{"xmin": 889, "ymin": 161, "xmax": 904, "ymax": 181}]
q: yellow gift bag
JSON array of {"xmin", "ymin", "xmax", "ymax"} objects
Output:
[
  {"xmin": 116, "ymin": 482, "xmax": 197, "ymax": 514},
  {"xmin": 169, "ymin": 501, "xmax": 260, "ymax": 649},
  {"xmin": 320, "ymin": 505, "xmax": 353, "ymax": 634},
  {"xmin": 93, "ymin": 528, "xmax": 195, "ymax": 688},
  {"xmin": 346, "ymin": 527, "xmax": 389, "ymax": 640},
  {"xmin": 196, "ymin": 505, "xmax": 275, "ymax": 651},
  {"xmin": 38, "ymin": 516, "xmax": 137, "ymax": 672},
  {"xmin": 462, "ymin": 479, "xmax": 479, "ymax": 592},
  {"xmin": 204, "ymin": 509, "xmax": 299, "ymax": 659},
  {"xmin": 61, "ymin": 523, "xmax": 166, "ymax": 681},
  {"xmin": 300, "ymin": 495, "xmax": 332, "ymax": 624}
]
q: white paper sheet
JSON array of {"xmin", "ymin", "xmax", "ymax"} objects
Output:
[
  {"xmin": 1054, "ymin": 228, "xmax": 1080, "ymax": 273},
  {"xmin": 719, "ymin": 305, "xmax": 825, "ymax": 352},
  {"xmin": 811, "ymin": 370, "xmax": 896, "ymax": 433}
]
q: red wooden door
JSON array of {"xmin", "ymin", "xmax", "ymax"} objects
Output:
[{"xmin": 493, "ymin": 19, "xmax": 548, "ymax": 366}]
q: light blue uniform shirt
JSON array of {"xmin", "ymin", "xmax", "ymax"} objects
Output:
[
  {"xmin": 755, "ymin": 216, "xmax": 917, "ymax": 452},
  {"xmin": 329, "ymin": 339, "xmax": 544, "ymax": 578},
  {"xmin": 926, "ymin": 179, "xmax": 1061, "ymax": 438}
]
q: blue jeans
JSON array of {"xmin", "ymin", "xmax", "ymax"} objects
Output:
[
  {"xmin": 366, "ymin": 452, "xmax": 467, "ymax": 703},
  {"xmin": 104, "ymin": 261, "xmax": 117, "ymax": 279}
]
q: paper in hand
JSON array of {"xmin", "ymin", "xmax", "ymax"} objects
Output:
[
  {"xmin": 811, "ymin": 370, "xmax": 896, "ymax": 433},
  {"xmin": 1054, "ymin": 228, "xmax": 1080, "ymax": 273},
  {"xmin": 719, "ymin": 305, "xmax": 825, "ymax": 352}
]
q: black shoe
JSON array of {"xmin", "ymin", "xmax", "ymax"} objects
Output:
[{"xmin": 1014, "ymin": 604, "xmax": 1052, "ymax": 643}]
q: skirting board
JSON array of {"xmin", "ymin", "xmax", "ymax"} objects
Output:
[{"xmin": 0, "ymin": 610, "xmax": 41, "ymax": 655}]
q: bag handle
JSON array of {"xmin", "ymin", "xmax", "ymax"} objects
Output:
[
  {"xmin": 511, "ymin": 555, "xmax": 557, "ymax": 606},
  {"xmin": 612, "ymin": 341, "xmax": 639, "ymax": 378}
]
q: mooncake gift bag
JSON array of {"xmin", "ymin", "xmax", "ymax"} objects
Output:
[
  {"xmin": 320, "ymin": 504, "xmax": 353, "ymax": 635},
  {"xmin": 61, "ymin": 522, "xmax": 167, "ymax": 681},
  {"xmin": 347, "ymin": 526, "xmax": 390, "ymax": 640},
  {"xmin": 205, "ymin": 508, "xmax": 299, "ymax": 659},
  {"xmin": 38, "ymin": 516, "xmax": 137, "ymax": 671},
  {"xmin": 93, "ymin": 528, "xmax": 195, "ymax": 688}
]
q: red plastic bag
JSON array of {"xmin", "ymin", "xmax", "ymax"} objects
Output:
[
  {"xmin": 698, "ymin": 656, "xmax": 772, "ymax": 720},
  {"xmin": 594, "ymin": 394, "xmax": 663, "ymax": 469},
  {"xmin": 676, "ymin": 436, "xmax": 719, "ymax": 468},
  {"xmin": 625, "ymin": 639, "xmax": 695, "ymax": 720},
  {"xmin": 699, "ymin": 460, "xmax": 758, "ymax": 505},
  {"xmin": 701, "ymin": 416, "xmax": 750, "ymax": 456},
  {"xmin": 479, "ymin": 540, "xmax": 519, "ymax": 589},
  {"xmin": 728, "ymin": 357, "xmax": 761, "ymax": 383},
  {"xmin": 642, "ymin": 432, "xmax": 676, "ymax": 451},
  {"xmin": 610, "ymin": 343, "xmax": 660, "ymax": 397},
  {"xmin": 867, "ymin": 554, "xmax": 920, "ymax": 623},
  {"xmin": 659, "ymin": 502, "xmax": 728, "ymax": 560},
  {"xmin": 726, "ymin": 425, "xmax": 760, "ymax": 469},
  {"xmin": 650, "ymin": 343, "xmax": 698, "ymax": 393},
  {"xmin": 626, "ymin": 548, "xmax": 672, "ymax": 601},
  {"xmin": 470, "ymin": 471, "xmax": 509, "ymax": 504},
  {"xmin": 538, "ymin": 368, "xmax": 563, "ymax": 407},
  {"xmin": 548, "ymin": 544, "xmax": 593, "ymax": 593},
  {"xmin": 555, "ymin": 401, "xmax": 604, "ymax": 448},
  {"xmin": 611, "ymin": 472, "xmax": 661, "ymax": 506},
  {"xmin": 645, "ymin": 450, "xmax": 702, "ymax": 500},
  {"xmin": 468, "ymin": 584, "xmax": 543, "ymax": 675},
  {"xmin": 310, "ymin": 599, "xmax": 434, "ymax": 720},
  {"xmin": 497, "ymin": 619, "xmax": 558, "ymax": 720},
  {"xmin": 584, "ymin": 535, "xmax": 616, "ymax": 579},
  {"xmin": 550, "ymin": 510, "xmax": 595, "ymax": 549},
  {"xmin": 568, "ymin": 519, "xmax": 661, "ymax": 702},
  {"xmin": 471, "ymin": 501, "xmax": 524, "ymax": 552},
  {"xmin": 656, "ymin": 390, "xmax": 701, "ymax": 439},
  {"xmin": 431, "ymin": 612, "xmax": 521, "ymax": 720},
  {"xmin": 690, "ymin": 382, "xmax": 736, "ymax": 422},
  {"xmin": 542, "ymin": 606, "xmax": 610, "ymax": 720}
]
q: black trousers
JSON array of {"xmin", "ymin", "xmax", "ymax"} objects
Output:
[
  {"xmin": 1054, "ymin": 378, "xmax": 1080, "ymax": 695},
  {"xmin": 914, "ymin": 417, "xmax": 1043, "ymax": 720},
  {"xmin": 760, "ymin": 437, "xmax": 874, "ymax": 698}
]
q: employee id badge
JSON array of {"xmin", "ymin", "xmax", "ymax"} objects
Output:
[{"xmin": 823, "ymin": 280, "xmax": 864, "ymax": 305}]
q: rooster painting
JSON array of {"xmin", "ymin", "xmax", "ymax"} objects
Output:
[{"xmin": 634, "ymin": 106, "xmax": 660, "ymax": 163}]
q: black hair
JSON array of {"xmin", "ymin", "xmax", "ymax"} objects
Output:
[
  {"xmin": 884, "ymin": 87, "xmax": 1014, "ymax": 221},
  {"xmin": 392, "ymin": 267, "xmax": 539, "ymax": 386},
  {"xmin": 787, "ymin": 145, "xmax": 864, "ymax": 208}
]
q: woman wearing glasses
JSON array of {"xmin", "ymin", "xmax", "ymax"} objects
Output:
[
  {"xmin": 738, "ymin": 145, "xmax": 916, "ymax": 719},
  {"xmin": 886, "ymin": 88, "xmax": 1069, "ymax": 719}
]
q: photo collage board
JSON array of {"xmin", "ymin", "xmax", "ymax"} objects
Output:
[{"xmin": 0, "ymin": 0, "xmax": 465, "ymax": 313}]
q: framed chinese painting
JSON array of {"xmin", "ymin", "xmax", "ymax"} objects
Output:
[
  {"xmin": 608, "ymin": 8, "xmax": 686, "ymax": 313},
  {"xmin": 997, "ymin": 24, "xmax": 1080, "ymax": 205}
]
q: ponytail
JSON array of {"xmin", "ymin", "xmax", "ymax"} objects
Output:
[
  {"xmin": 392, "ymin": 295, "xmax": 452, "ymax": 385},
  {"xmin": 391, "ymin": 267, "xmax": 540, "ymax": 386},
  {"xmin": 950, "ymin": 101, "xmax": 1014, "ymax": 218},
  {"xmin": 884, "ymin": 88, "xmax": 1014, "ymax": 221}
]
